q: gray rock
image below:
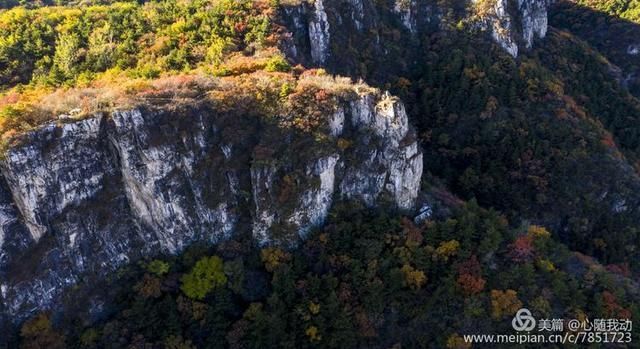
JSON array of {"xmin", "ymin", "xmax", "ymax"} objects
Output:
[
  {"xmin": 0, "ymin": 91, "xmax": 423, "ymax": 323},
  {"xmin": 474, "ymin": 0, "xmax": 549, "ymax": 57},
  {"xmin": 309, "ymin": 0, "xmax": 331, "ymax": 64},
  {"xmin": 283, "ymin": 0, "xmax": 549, "ymax": 62}
]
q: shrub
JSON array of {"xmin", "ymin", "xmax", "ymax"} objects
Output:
[
  {"xmin": 146, "ymin": 259, "xmax": 170, "ymax": 276},
  {"xmin": 264, "ymin": 55, "xmax": 291, "ymax": 72}
]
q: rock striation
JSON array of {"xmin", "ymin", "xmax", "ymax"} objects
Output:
[{"xmin": 0, "ymin": 91, "xmax": 422, "ymax": 323}]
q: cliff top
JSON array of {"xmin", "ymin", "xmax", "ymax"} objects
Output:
[{"xmin": 0, "ymin": 67, "xmax": 379, "ymax": 150}]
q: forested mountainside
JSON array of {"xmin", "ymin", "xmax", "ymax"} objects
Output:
[
  {"xmin": 0, "ymin": 0, "xmax": 639, "ymax": 348},
  {"xmin": 550, "ymin": 0, "xmax": 640, "ymax": 96}
]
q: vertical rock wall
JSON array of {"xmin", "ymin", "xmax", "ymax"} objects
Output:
[{"xmin": 0, "ymin": 91, "xmax": 422, "ymax": 322}]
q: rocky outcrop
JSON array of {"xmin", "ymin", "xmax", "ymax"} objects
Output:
[
  {"xmin": 339, "ymin": 95, "xmax": 421, "ymax": 210},
  {"xmin": 482, "ymin": 0, "xmax": 520, "ymax": 57},
  {"xmin": 308, "ymin": 0, "xmax": 331, "ymax": 64},
  {"xmin": 280, "ymin": 0, "xmax": 549, "ymax": 63},
  {"xmin": 474, "ymin": 0, "xmax": 549, "ymax": 57},
  {"xmin": 393, "ymin": 0, "xmax": 419, "ymax": 33},
  {"xmin": 0, "ymin": 91, "xmax": 422, "ymax": 322},
  {"xmin": 518, "ymin": 0, "xmax": 548, "ymax": 49},
  {"xmin": 251, "ymin": 94, "xmax": 422, "ymax": 243},
  {"xmin": 279, "ymin": 0, "xmax": 436, "ymax": 71}
]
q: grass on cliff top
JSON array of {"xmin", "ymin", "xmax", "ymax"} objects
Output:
[{"xmin": 0, "ymin": 64, "xmax": 378, "ymax": 150}]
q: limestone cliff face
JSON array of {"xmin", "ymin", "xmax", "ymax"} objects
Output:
[
  {"xmin": 518, "ymin": 0, "xmax": 548, "ymax": 49},
  {"xmin": 0, "ymin": 91, "xmax": 422, "ymax": 322},
  {"xmin": 252, "ymin": 94, "xmax": 422, "ymax": 242},
  {"xmin": 279, "ymin": 0, "xmax": 549, "ymax": 63},
  {"xmin": 308, "ymin": 0, "xmax": 331, "ymax": 65},
  {"xmin": 477, "ymin": 0, "xmax": 549, "ymax": 57}
]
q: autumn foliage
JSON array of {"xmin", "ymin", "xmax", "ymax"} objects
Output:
[
  {"xmin": 490, "ymin": 289, "xmax": 523, "ymax": 319},
  {"xmin": 456, "ymin": 256, "xmax": 486, "ymax": 295},
  {"xmin": 508, "ymin": 235, "xmax": 535, "ymax": 262}
]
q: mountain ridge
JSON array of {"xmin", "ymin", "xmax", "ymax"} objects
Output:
[{"xmin": 0, "ymin": 0, "xmax": 639, "ymax": 346}]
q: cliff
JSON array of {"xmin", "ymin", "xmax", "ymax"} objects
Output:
[
  {"xmin": 474, "ymin": 0, "xmax": 549, "ymax": 57},
  {"xmin": 0, "ymin": 88, "xmax": 422, "ymax": 322},
  {"xmin": 279, "ymin": 0, "xmax": 550, "ymax": 66}
]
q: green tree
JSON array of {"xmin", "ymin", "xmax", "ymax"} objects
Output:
[
  {"xmin": 181, "ymin": 255, "xmax": 227, "ymax": 300},
  {"xmin": 52, "ymin": 32, "xmax": 80, "ymax": 81},
  {"xmin": 147, "ymin": 259, "xmax": 170, "ymax": 276}
]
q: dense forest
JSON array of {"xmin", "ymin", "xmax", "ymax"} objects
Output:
[
  {"xmin": 550, "ymin": 0, "xmax": 640, "ymax": 96},
  {"xmin": 0, "ymin": 0, "xmax": 639, "ymax": 347},
  {"xmin": 9, "ymin": 201, "xmax": 640, "ymax": 348}
]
